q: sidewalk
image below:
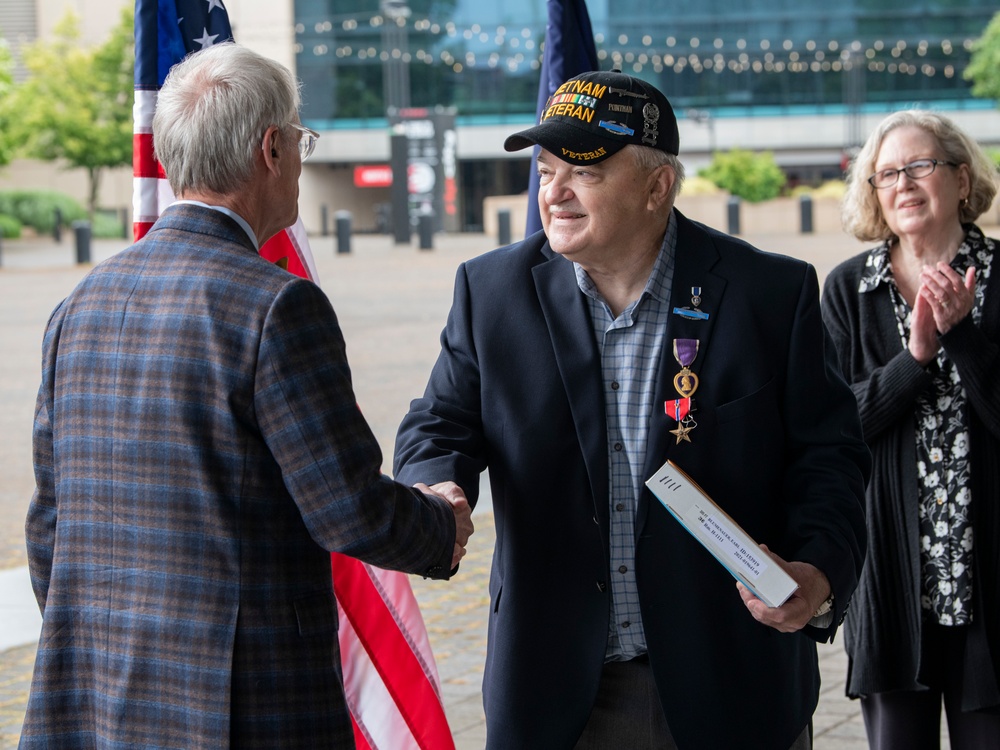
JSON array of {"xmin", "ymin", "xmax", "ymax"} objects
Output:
[{"xmin": 0, "ymin": 227, "xmax": 952, "ymax": 748}]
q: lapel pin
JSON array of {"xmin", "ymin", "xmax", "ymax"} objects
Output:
[{"xmin": 672, "ymin": 286, "xmax": 709, "ymax": 320}]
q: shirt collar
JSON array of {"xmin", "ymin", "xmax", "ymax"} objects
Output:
[
  {"xmin": 858, "ymin": 224, "xmax": 990, "ymax": 294},
  {"xmin": 858, "ymin": 241, "xmax": 892, "ymax": 294},
  {"xmin": 173, "ymin": 199, "xmax": 260, "ymax": 250},
  {"xmin": 574, "ymin": 210, "xmax": 677, "ymax": 312}
]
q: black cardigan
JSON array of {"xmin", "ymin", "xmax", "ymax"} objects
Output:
[{"xmin": 821, "ymin": 233, "xmax": 1000, "ymax": 711}]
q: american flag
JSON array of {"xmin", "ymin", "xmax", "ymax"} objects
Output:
[{"xmin": 133, "ymin": 2, "xmax": 454, "ymax": 748}]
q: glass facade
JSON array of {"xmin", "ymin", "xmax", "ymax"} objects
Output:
[{"xmin": 295, "ymin": 0, "xmax": 998, "ymax": 130}]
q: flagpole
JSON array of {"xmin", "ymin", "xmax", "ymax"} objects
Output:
[{"xmin": 524, "ymin": 0, "xmax": 599, "ymax": 237}]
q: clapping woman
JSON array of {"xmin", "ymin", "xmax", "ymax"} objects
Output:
[{"xmin": 822, "ymin": 110, "xmax": 1000, "ymax": 750}]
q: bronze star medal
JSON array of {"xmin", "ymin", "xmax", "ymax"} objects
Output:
[{"xmin": 668, "ymin": 400, "xmax": 695, "ymax": 443}]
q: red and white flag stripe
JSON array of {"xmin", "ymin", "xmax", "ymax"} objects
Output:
[{"xmin": 334, "ymin": 555, "xmax": 455, "ymax": 749}]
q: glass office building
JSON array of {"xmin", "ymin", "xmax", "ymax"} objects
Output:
[
  {"xmin": 296, "ymin": 0, "xmax": 996, "ymax": 128},
  {"xmin": 293, "ymin": 0, "xmax": 998, "ymax": 230}
]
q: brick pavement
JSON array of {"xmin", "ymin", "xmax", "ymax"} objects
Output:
[{"xmin": 0, "ymin": 226, "xmax": 965, "ymax": 748}]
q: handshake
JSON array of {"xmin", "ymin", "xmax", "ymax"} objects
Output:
[{"xmin": 417, "ymin": 481, "xmax": 475, "ymax": 570}]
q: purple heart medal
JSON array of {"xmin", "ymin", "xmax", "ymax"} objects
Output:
[{"xmin": 668, "ymin": 339, "xmax": 699, "ymax": 443}]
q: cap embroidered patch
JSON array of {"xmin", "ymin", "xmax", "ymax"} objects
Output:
[{"xmin": 504, "ymin": 69, "xmax": 679, "ymax": 165}]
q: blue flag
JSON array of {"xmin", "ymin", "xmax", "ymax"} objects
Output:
[
  {"xmin": 134, "ymin": 0, "xmax": 235, "ymax": 90},
  {"xmin": 525, "ymin": 0, "xmax": 599, "ymax": 237}
]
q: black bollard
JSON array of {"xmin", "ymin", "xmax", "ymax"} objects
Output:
[
  {"xmin": 335, "ymin": 210, "xmax": 352, "ymax": 254},
  {"xmin": 54, "ymin": 207, "xmax": 63, "ymax": 243},
  {"xmin": 375, "ymin": 203, "xmax": 391, "ymax": 234},
  {"xmin": 799, "ymin": 194, "xmax": 814, "ymax": 234},
  {"xmin": 418, "ymin": 213, "xmax": 434, "ymax": 250},
  {"xmin": 120, "ymin": 207, "xmax": 129, "ymax": 239},
  {"xmin": 497, "ymin": 208, "xmax": 512, "ymax": 246},
  {"xmin": 727, "ymin": 196, "xmax": 741, "ymax": 236},
  {"xmin": 321, "ymin": 205, "xmax": 330, "ymax": 237},
  {"xmin": 72, "ymin": 220, "xmax": 92, "ymax": 264}
]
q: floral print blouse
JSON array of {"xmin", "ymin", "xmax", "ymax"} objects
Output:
[{"xmin": 858, "ymin": 224, "xmax": 994, "ymax": 626}]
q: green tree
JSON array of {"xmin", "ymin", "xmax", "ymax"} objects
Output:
[
  {"xmin": 10, "ymin": 7, "xmax": 134, "ymax": 218},
  {"xmin": 0, "ymin": 37, "xmax": 15, "ymax": 167},
  {"xmin": 698, "ymin": 149, "xmax": 787, "ymax": 203},
  {"xmin": 966, "ymin": 11, "xmax": 1000, "ymax": 103}
]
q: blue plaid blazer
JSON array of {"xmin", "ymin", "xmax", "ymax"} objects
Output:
[{"xmin": 23, "ymin": 204, "xmax": 455, "ymax": 748}]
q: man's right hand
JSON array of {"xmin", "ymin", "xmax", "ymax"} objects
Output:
[{"xmin": 416, "ymin": 481, "xmax": 474, "ymax": 569}]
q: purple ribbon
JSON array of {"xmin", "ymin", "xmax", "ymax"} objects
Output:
[{"xmin": 673, "ymin": 339, "xmax": 698, "ymax": 367}]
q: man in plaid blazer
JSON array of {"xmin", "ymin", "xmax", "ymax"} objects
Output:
[{"xmin": 21, "ymin": 43, "xmax": 472, "ymax": 748}]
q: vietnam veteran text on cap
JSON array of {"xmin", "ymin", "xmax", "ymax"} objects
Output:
[{"xmin": 504, "ymin": 69, "xmax": 679, "ymax": 165}]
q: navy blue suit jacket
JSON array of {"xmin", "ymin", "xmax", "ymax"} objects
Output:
[{"xmin": 395, "ymin": 210, "xmax": 869, "ymax": 750}]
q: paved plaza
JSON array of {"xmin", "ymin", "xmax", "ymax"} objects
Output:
[{"xmin": 0, "ymin": 222, "xmax": 965, "ymax": 749}]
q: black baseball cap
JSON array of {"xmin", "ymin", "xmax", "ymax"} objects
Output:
[{"xmin": 504, "ymin": 69, "xmax": 679, "ymax": 165}]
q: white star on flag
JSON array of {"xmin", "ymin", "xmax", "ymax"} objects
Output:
[
  {"xmin": 193, "ymin": 28, "xmax": 220, "ymax": 48},
  {"xmin": 205, "ymin": 0, "xmax": 226, "ymax": 12}
]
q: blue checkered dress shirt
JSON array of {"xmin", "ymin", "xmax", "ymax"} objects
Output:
[{"xmin": 576, "ymin": 213, "xmax": 677, "ymax": 661}]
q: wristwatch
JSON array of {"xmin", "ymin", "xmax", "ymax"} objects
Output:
[{"xmin": 813, "ymin": 593, "xmax": 834, "ymax": 618}]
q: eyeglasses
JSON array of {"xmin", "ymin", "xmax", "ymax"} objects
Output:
[
  {"xmin": 867, "ymin": 158, "xmax": 958, "ymax": 189},
  {"xmin": 290, "ymin": 123, "xmax": 320, "ymax": 161}
]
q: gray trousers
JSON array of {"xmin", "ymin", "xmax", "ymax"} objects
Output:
[{"xmin": 574, "ymin": 656, "xmax": 811, "ymax": 750}]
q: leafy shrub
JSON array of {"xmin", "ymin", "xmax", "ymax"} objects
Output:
[
  {"xmin": 810, "ymin": 180, "xmax": 847, "ymax": 200},
  {"xmin": 679, "ymin": 175, "xmax": 723, "ymax": 196},
  {"xmin": 0, "ymin": 213, "xmax": 22, "ymax": 238},
  {"xmin": 0, "ymin": 190, "xmax": 86, "ymax": 234},
  {"xmin": 790, "ymin": 180, "xmax": 847, "ymax": 200},
  {"xmin": 92, "ymin": 210, "xmax": 128, "ymax": 239},
  {"xmin": 698, "ymin": 149, "xmax": 787, "ymax": 203}
]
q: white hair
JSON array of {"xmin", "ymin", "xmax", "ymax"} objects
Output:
[{"xmin": 153, "ymin": 42, "xmax": 301, "ymax": 195}]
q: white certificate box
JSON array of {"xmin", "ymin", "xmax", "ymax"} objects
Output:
[{"xmin": 645, "ymin": 460, "xmax": 799, "ymax": 608}]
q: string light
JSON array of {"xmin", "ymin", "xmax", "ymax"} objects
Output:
[{"xmin": 295, "ymin": 11, "xmax": 980, "ymax": 82}]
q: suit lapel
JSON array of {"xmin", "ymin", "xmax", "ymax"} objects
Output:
[
  {"xmin": 530, "ymin": 216, "xmax": 731, "ymax": 540},
  {"xmin": 533, "ymin": 248, "xmax": 610, "ymax": 533},
  {"xmin": 638, "ymin": 212, "xmax": 727, "ymax": 533}
]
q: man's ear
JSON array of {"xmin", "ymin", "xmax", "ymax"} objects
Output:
[
  {"xmin": 262, "ymin": 125, "xmax": 281, "ymax": 173},
  {"xmin": 647, "ymin": 165, "xmax": 676, "ymax": 212}
]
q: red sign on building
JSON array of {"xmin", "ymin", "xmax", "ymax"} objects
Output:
[{"xmin": 354, "ymin": 165, "xmax": 393, "ymax": 188}]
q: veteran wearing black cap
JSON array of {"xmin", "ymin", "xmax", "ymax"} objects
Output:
[{"xmin": 395, "ymin": 70, "xmax": 870, "ymax": 750}]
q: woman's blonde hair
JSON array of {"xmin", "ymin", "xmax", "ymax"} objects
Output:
[{"xmin": 842, "ymin": 110, "xmax": 998, "ymax": 243}]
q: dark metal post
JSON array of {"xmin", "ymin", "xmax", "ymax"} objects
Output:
[
  {"xmin": 390, "ymin": 133, "xmax": 410, "ymax": 244},
  {"xmin": 321, "ymin": 205, "xmax": 330, "ymax": 237},
  {"xmin": 53, "ymin": 207, "xmax": 63, "ymax": 243},
  {"xmin": 73, "ymin": 220, "xmax": 92, "ymax": 264},
  {"xmin": 497, "ymin": 208, "xmax": 511, "ymax": 246},
  {"xmin": 335, "ymin": 211, "xmax": 352, "ymax": 254},
  {"xmin": 120, "ymin": 207, "xmax": 129, "ymax": 238},
  {"xmin": 418, "ymin": 213, "xmax": 434, "ymax": 250},
  {"xmin": 375, "ymin": 203, "xmax": 391, "ymax": 234},
  {"xmin": 727, "ymin": 197, "xmax": 741, "ymax": 235},
  {"xmin": 799, "ymin": 194, "xmax": 814, "ymax": 234}
]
